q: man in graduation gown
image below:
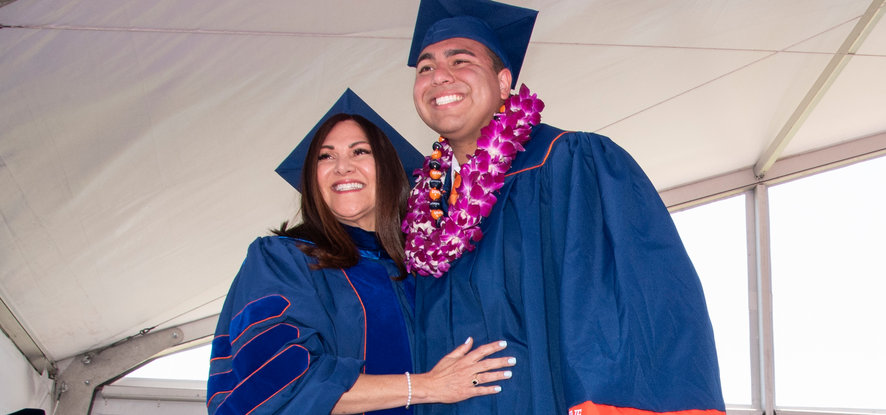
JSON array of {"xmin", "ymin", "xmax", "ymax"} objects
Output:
[{"xmin": 401, "ymin": 1, "xmax": 727, "ymax": 414}]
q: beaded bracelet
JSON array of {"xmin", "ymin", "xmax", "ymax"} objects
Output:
[{"xmin": 404, "ymin": 372, "xmax": 412, "ymax": 409}]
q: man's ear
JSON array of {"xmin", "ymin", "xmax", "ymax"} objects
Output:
[{"xmin": 498, "ymin": 68, "xmax": 512, "ymax": 99}]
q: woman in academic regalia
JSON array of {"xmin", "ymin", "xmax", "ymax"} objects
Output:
[{"xmin": 207, "ymin": 90, "xmax": 514, "ymax": 415}]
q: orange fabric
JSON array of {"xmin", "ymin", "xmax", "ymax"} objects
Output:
[
  {"xmin": 448, "ymin": 172, "xmax": 462, "ymax": 205},
  {"xmin": 505, "ymin": 131, "xmax": 569, "ymax": 177},
  {"xmin": 340, "ymin": 269, "xmax": 367, "ymax": 364},
  {"xmin": 568, "ymin": 401, "xmax": 726, "ymax": 415}
]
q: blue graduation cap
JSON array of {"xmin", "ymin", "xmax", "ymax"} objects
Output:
[
  {"xmin": 275, "ymin": 89, "xmax": 425, "ymax": 192},
  {"xmin": 407, "ymin": 0, "xmax": 537, "ymax": 88}
]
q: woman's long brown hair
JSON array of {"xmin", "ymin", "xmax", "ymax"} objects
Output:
[{"xmin": 273, "ymin": 113, "xmax": 409, "ymax": 278}]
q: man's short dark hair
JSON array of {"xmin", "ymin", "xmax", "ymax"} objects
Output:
[{"xmin": 485, "ymin": 46, "xmax": 506, "ymax": 74}]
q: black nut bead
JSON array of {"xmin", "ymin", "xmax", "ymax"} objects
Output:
[
  {"xmin": 429, "ymin": 160, "xmax": 442, "ymax": 170},
  {"xmin": 429, "ymin": 179, "xmax": 443, "ymax": 188},
  {"xmin": 429, "ymin": 201, "xmax": 442, "ymax": 210}
]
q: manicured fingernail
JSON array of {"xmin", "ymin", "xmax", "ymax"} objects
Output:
[
  {"xmin": 508, "ymin": 357, "xmax": 516, "ymax": 365},
  {"xmin": 494, "ymin": 386, "xmax": 502, "ymax": 392},
  {"xmin": 504, "ymin": 371, "xmax": 512, "ymax": 378},
  {"xmin": 465, "ymin": 337, "xmax": 472, "ymax": 344},
  {"xmin": 498, "ymin": 340, "xmax": 507, "ymax": 348}
]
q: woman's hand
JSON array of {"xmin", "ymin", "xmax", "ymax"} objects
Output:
[
  {"xmin": 411, "ymin": 337, "xmax": 516, "ymax": 404},
  {"xmin": 331, "ymin": 337, "xmax": 515, "ymax": 413}
]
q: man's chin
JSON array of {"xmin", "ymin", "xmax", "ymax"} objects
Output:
[{"xmin": 423, "ymin": 118, "xmax": 466, "ymax": 139}]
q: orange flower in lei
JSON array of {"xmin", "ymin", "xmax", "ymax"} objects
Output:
[{"xmin": 402, "ymin": 85, "xmax": 544, "ymax": 277}]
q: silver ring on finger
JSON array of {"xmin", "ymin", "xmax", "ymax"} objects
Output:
[{"xmin": 471, "ymin": 377, "xmax": 479, "ymax": 386}]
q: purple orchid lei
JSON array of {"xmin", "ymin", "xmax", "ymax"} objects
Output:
[{"xmin": 402, "ymin": 84, "xmax": 545, "ymax": 277}]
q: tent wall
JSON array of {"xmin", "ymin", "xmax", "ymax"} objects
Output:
[
  {"xmin": 0, "ymin": 329, "xmax": 53, "ymax": 414},
  {"xmin": 91, "ymin": 398, "xmax": 204, "ymax": 415},
  {"xmin": 92, "ymin": 378, "xmax": 206, "ymax": 415}
]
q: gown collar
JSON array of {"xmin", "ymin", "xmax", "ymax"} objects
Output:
[{"xmin": 342, "ymin": 224, "xmax": 389, "ymax": 261}]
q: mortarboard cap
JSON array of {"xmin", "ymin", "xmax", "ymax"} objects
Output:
[
  {"xmin": 407, "ymin": 0, "xmax": 537, "ymax": 88},
  {"xmin": 276, "ymin": 89, "xmax": 424, "ymax": 192}
]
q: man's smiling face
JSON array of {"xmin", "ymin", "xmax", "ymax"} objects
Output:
[{"xmin": 413, "ymin": 37, "xmax": 511, "ymax": 146}]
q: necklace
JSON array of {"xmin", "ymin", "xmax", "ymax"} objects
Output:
[{"xmin": 402, "ymin": 85, "xmax": 544, "ymax": 277}]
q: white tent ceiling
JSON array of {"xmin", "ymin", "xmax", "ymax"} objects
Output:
[{"xmin": 1, "ymin": 0, "xmax": 885, "ymax": 368}]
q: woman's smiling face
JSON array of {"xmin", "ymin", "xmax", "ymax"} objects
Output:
[{"xmin": 316, "ymin": 119, "xmax": 377, "ymax": 231}]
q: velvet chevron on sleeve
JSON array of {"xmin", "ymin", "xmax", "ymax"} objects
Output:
[{"xmin": 208, "ymin": 232, "xmax": 414, "ymax": 415}]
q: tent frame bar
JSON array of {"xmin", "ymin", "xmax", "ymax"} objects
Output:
[
  {"xmin": 51, "ymin": 315, "xmax": 216, "ymax": 415},
  {"xmin": 753, "ymin": 0, "xmax": 886, "ymax": 178},
  {"xmin": 662, "ymin": 130, "xmax": 886, "ymax": 211},
  {"xmin": 0, "ymin": 296, "xmax": 55, "ymax": 376}
]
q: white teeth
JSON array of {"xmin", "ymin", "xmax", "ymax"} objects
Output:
[
  {"xmin": 334, "ymin": 183, "xmax": 364, "ymax": 191},
  {"xmin": 435, "ymin": 94, "xmax": 462, "ymax": 106}
]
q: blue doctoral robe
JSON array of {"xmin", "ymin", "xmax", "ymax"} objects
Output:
[
  {"xmin": 208, "ymin": 226, "xmax": 415, "ymax": 415},
  {"xmin": 414, "ymin": 125, "xmax": 725, "ymax": 414}
]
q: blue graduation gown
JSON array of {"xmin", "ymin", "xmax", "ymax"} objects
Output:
[
  {"xmin": 414, "ymin": 125, "xmax": 725, "ymax": 414},
  {"xmin": 208, "ymin": 227, "xmax": 415, "ymax": 415}
]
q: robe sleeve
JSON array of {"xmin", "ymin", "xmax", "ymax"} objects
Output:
[
  {"xmin": 539, "ymin": 132, "xmax": 725, "ymax": 413},
  {"xmin": 207, "ymin": 236, "xmax": 364, "ymax": 415}
]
